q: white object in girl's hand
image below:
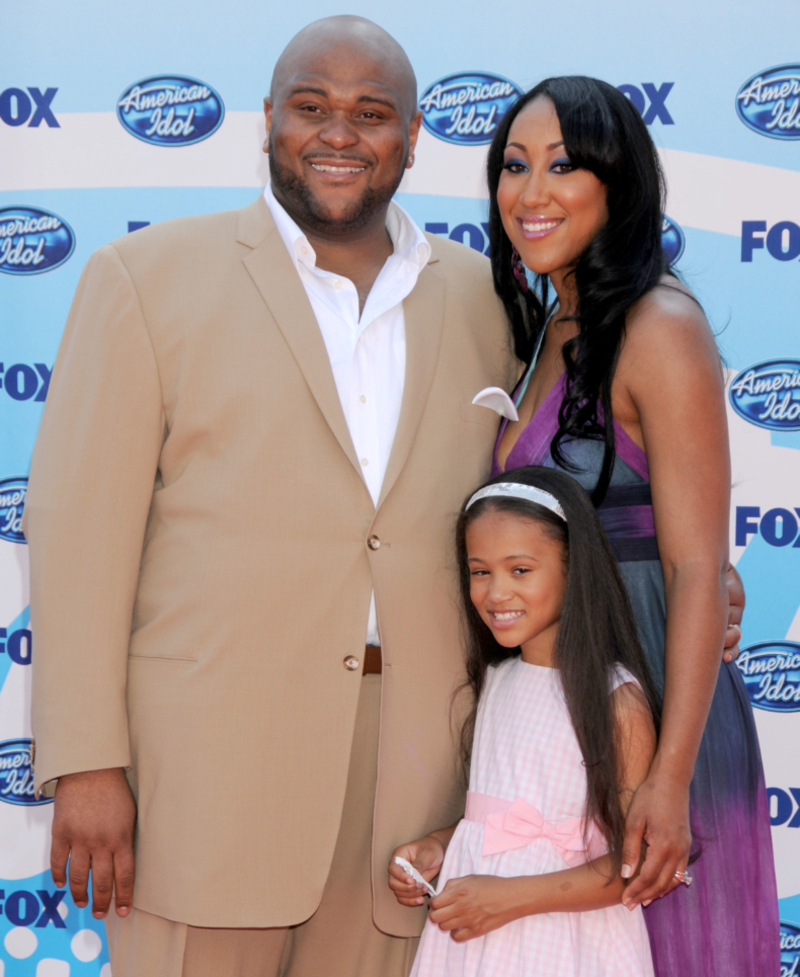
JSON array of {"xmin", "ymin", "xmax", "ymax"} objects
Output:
[
  {"xmin": 394, "ymin": 856, "xmax": 436, "ymax": 896},
  {"xmin": 471, "ymin": 387, "xmax": 520, "ymax": 422}
]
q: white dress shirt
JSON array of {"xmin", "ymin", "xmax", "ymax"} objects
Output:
[{"xmin": 263, "ymin": 182, "xmax": 431, "ymax": 645}]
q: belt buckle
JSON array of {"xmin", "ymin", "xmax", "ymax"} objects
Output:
[{"xmin": 363, "ymin": 645, "xmax": 382, "ymax": 675}]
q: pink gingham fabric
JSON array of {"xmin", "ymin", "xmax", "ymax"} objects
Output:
[{"xmin": 409, "ymin": 657, "xmax": 654, "ymax": 977}]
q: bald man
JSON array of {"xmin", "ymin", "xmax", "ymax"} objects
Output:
[{"xmin": 26, "ymin": 15, "xmax": 517, "ymax": 977}]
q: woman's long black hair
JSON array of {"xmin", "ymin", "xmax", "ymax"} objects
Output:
[
  {"xmin": 456, "ymin": 466, "xmax": 660, "ymax": 874},
  {"xmin": 487, "ymin": 76, "xmax": 670, "ymax": 503}
]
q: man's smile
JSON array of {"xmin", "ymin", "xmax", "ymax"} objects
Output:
[
  {"xmin": 310, "ymin": 162, "xmax": 367, "ymax": 173},
  {"xmin": 303, "ymin": 155, "xmax": 371, "ymax": 182}
]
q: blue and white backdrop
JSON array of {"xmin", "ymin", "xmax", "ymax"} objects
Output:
[{"xmin": 2, "ymin": 0, "xmax": 799, "ymax": 972}]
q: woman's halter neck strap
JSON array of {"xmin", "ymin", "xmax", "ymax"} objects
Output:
[{"xmin": 465, "ymin": 483, "xmax": 567, "ymax": 522}]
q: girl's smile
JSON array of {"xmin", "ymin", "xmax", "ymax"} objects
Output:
[
  {"xmin": 466, "ymin": 509, "xmax": 567, "ymax": 668},
  {"xmin": 488, "ymin": 609, "xmax": 525, "ymax": 627}
]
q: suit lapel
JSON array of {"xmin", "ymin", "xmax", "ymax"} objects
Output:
[
  {"xmin": 238, "ymin": 200, "xmax": 362, "ymax": 477},
  {"xmin": 378, "ymin": 263, "xmax": 446, "ymax": 507},
  {"xmin": 238, "ymin": 197, "xmax": 447, "ymax": 511}
]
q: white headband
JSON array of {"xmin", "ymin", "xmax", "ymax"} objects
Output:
[{"xmin": 465, "ymin": 483, "xmax": 567, "ymax": 522}]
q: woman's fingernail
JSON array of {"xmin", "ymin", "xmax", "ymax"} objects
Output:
[
  {"xmin": 621, "ymin": 864, "xmax": 633, "ymax": 879},
  {"xmin": 643, "ymin": 899, "xmax": 652, "ymax": 907}
]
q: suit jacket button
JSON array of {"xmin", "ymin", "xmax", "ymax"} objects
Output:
[
  {"xmin": 343, "ymin": 656, "xmax": 360, "ymax": 671},
  {"xmin": 367, "ymin": 535, "xmax": 380, "ymax": 550}
]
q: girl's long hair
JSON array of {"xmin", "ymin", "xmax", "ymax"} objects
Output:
[
  {"xmin": 486, "ymin": 76, "xmax": 669, "ymax": 503},
  {"xmin": 456, "ymin": 467, "xmax": 659, "ymax": 873}
]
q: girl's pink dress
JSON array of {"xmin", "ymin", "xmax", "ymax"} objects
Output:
[{"xmin": 410, "ymin": 657, "xmax": 654, "ymax": 977}]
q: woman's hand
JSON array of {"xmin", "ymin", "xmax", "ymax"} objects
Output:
[
  {"xmin": 388, "ymin": 836, "xmax": 446, "ymax": 907},
  {"xmin": 428, "ymin": 875, "xmax": 518, "ymax": 941},
  {"xmin": 620, "ymin": 773, "xmax": 691, "ymax": 909}
]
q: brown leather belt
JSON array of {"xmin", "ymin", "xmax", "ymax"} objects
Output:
[{"xmin": 364, "ymin": 645, "xmax": 382, "ymax": 675}]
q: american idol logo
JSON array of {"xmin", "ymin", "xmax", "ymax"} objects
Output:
[
  {"xmin": 0, "ymin": 739, "xmax": 50, "ymax": 806},
  {"xmin": 0, "ymin": 477, "xmax": 26, "ymax": 543},
  {"xmin": 117, "ymin": 75, "xmax": 224, "ymax": 146},
  {"xmin": 661, "ymin": 216, "xmax": 685, "ymax": 264},
  {"xmin": 781, "ymin": 921, "xmax": 800, "ymax": 976},
  {"xmin": 0, "ymin": 206, "xmax": 74, "ymax": 275},
  {"xmin": 736, "ymin": 641, "xmax": 800, "ymax": 712},
  {"xmin": 419, "ymin": 72, "xmax": 523, "ymax": 145},
  {"xmin": 729, "ymin": 360, "xmax": 800, "ymax": 431},
  {"xmin": 736, "ymin": 65, "xmax": 800, "ymax": 140}
]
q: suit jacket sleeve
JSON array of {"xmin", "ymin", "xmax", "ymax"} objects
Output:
[{"xmin": 25, "ymin": 243, "xmax": 164, "ymax": 795}]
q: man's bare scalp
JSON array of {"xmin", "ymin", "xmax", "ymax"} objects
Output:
[{"xmin": 270, "ymin": 16, "xmax": 417, "ymax": 120}]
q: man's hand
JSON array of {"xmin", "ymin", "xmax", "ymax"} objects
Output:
[
  {"xmin": 51, "ymin": 768, "xmax": 137, "ymax": 919},
  {"xmin": 724, "ymin": 563, "xmax": 745, "ymax": 664}
]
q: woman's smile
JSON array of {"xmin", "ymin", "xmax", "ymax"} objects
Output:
[
  {"xmin": 497, "ymin": 95, "xmax": 608, "ymax": 297},
  {"xmin": 517, "ymin": 215, "xmax": 564, "ymax": 239}
]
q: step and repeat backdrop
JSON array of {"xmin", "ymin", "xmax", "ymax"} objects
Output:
[{"xmin": 2, "ymin": 0, "xmax": 800, "ymax": 972}]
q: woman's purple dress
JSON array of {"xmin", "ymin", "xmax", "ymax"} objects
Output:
[{"xmin": 492, "ymin": 374, "xmax": 780, "ymax": 976}]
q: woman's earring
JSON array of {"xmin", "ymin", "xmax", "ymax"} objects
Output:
[
  {"xmin": 511, "ymin": 247, "xmax": 529, "ymax": 293},
  {"xmin": 407, "ymin": 153, "xmax": 415, "ymax": 168}
]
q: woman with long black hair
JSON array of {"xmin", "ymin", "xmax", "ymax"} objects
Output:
[{"xmin": 482, "ymin": 76, "xmax": 778, "ymax": 974}]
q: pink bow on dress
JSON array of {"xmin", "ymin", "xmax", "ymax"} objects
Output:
[{"xmin": 479, "ymin": 796, "xmax": 604, "ymax": 866}]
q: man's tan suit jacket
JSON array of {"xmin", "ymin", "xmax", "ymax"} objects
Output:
[{"xmin": 25, "ymin": 195, "xmax": 517, "ymax": 933}]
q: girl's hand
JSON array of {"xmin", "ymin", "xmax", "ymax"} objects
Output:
[
  {"xmin": 620, "ymin": 774, "xmax": 691, "ymax": 909},
  {"xmin": 428, "ymin": 875, "xmax": 518, "ymax": 941},
  {"xmin": 388, "ymin": 836, "xmax": 445, "ymax": 907}
]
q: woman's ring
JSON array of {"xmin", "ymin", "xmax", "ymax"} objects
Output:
[{"xmin": 674, "ymin": 870, "xmax": 693, "ymax": 887}]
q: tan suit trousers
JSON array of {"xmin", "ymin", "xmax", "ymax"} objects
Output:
[{"xmin": 105, "ymin": 675, "xmax": 419, "ymax": 977}]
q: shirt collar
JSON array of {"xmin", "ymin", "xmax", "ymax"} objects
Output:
[{"xmin": 263, "ymin": 181, "xmax": 431, "ymax": 277}]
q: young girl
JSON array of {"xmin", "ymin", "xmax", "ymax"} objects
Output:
[{"xmin": 389, "ymin": 466, "xmax": 662, "ymax": 977}]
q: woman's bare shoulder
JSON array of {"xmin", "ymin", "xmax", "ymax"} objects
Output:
[{"xmin": 621, "ymin": 275, "xmax": 718, "ymax": 368}]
